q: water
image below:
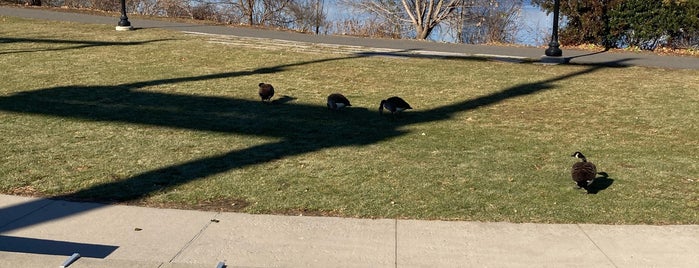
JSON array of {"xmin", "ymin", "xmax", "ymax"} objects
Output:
[
  {"xmin": 516, "ymin": 3, "xmax": 553, "ymax": 46},
  {"xmin": 324, "ymin": 0, "xmax": 552, "ymax": 47}
]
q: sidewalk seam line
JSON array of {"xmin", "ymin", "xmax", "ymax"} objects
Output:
[
  {"xmin": 394, "ymin": 218, "xmax": 398, "ymax": 268},
  {"xmin": 167, "ymin": 211, "xmax": 222, "ymax": 263},
  {"xmin": 577, "ymin": 224, "xmax": 618, "ymax": 268}
]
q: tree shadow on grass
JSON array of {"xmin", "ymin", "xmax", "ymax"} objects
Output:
[
  {"xmin": 0, "ymin": 37, "xmax": 174, "ymax": 55},
  {"xmin": 0, "ymin": 52, "xmax": 633, "ymax": 233}
]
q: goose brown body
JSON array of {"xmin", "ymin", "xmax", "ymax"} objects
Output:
[
  {"xmin": 571, "ymin": 152, "xmax": 597, "ymax": 190},
  {"xmin": 258, "ymin": 83, "xmax": 274, "ymax": 102},
  {"xmin": 327, "ymin": 93, "xmax": 351, "ymax": 110},
  {"xmin": 379, "ymin": 96, "xmax": 412, "ymax": 115}
]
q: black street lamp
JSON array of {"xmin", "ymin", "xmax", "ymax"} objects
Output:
[
  {"xmin": 116, "ymin": 0, "xmax": 133, "ymax": 31},
  {"xmin": 545, "ymin": 0, "xmax": 562, "ymax": 57}
]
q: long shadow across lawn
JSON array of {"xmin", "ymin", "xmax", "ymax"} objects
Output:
[
  {"xmin": 0, "ymin": 37, "xmax": 173, "ymax": 55},
  {"xmin": 0, "ymin": 52, "xmax": 632, "ymax": 234}
]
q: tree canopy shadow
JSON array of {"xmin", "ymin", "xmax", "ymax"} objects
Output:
[{"xmin": 0, "ymin": 52, "xmax": 633, "ymax": 233}]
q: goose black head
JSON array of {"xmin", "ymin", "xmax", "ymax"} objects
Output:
[
  {"xmin": 378, "ymin": 99, "xmax": 387, "ymax": 114},
  {"xmin": 571, "ymin": 151, "xmax": 587, "ymax": 161}
]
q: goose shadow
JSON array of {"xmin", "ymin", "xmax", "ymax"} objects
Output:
[
  {"xmin": 586, "ymin": 172, "xmax": 614, "ymax": 194},
  {"xmin": 272, "ymin": 95, "xmax": 297, "ymax": 104}
]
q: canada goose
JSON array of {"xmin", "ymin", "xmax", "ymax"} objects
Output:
[
  {"xmin": 258, "ymin": 83, "xmax": 274, "ymax": 103},
  {"xmin": 379, "ymin": 96, "xmax": 412, "ymax": 115},
  {"xmin": 327, "ymin": 93, "xmax": 351, "ymax": 110},
  {"xmin": 571, "ymin": 151, "xmax": 597, "ymax": 192}
]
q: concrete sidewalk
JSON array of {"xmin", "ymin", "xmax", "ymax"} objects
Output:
[
  {"xmin": 2, "ymin": 195, "xmax": 698, "ymax": 267},
  {"xmin": 1, "ymin": 5, "xmax": 698, "ymax": 69}
]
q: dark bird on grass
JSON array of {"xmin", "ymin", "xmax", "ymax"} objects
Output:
[
  {"xmin": 571, "ymin": 151, "xmax": 597, "ymax": 192},
  {"xmin": 379, "ymin": 96, "xmax": 412, "ymax": 115},
  {"xmin": 258, "ymin": 83, "xmax": 274, "ymax": 103},
  {"xmin": 327, "ymin": 93, "xmax": 351, "ymax": 110}
]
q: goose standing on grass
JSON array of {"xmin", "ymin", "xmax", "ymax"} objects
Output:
[
  {"xmin": 379, "ymin": 96, "xmax": 412, "ymax": 115},
  {"xmin": 571, "ymin": 151, "xmax": 597, "ymax": 193},
  {"xmin": 327, "ymin": 93, "xmax": 351, "ymax": 110},
  {"xmin": 258, "ymin": 83, "xmax": 274, "ymax": 103}
]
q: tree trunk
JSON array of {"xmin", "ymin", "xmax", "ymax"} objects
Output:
[
  {"xmin": 402, "ymin": 0, "xmax": 459, "ymax": 40},
  {"xmin": 246, "ymin": 0, "xmax": 255, "ymax": 25},
  {"xmin": 416, "ymin": 25, "xmax": 434, "ymax": 40}
]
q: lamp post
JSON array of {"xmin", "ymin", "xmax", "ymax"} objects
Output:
[
  {"xmin": 116, "ymin": 0, "xmax": 133, "ymax": 31},
  {"xmin": 545, "ymin": 0, "xmax": 562, "ymax": 57}
]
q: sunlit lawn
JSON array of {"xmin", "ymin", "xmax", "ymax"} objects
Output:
[{"xmin": 1, "ymin": 16, "xmax": 698, "ymax": 224}]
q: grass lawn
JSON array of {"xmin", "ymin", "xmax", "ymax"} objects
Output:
[{"xmin": 1, "ymin": 16, "xmax": 697, "ymax": 224}]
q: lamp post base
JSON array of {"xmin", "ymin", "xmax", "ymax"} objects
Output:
[
  {"xmin": 115, "ymin": 25, "xmax": 134, "ymax": 31},
  {"xmin": 540, "ymin": 55, "xmax": 568, "ymax": 64},
  {"xmin": 545, "ymin": 42, "xmax": 563, "ymax": 57}
]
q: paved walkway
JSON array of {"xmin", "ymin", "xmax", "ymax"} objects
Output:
[
  {"xmin": 1, "ymin": 5, "xmax": 698, "ymax": 69},
  {"xmin": 2, "ymin": 5, "xmax": 699, "ymax": 268},
  {"xmin": 2, "ymin": 195, "xmax": 699, "ymax": 268}
]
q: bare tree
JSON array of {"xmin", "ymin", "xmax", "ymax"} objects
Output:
[
  {"xmin": 456, "ymin": 0, "xmax": 522, "ymax": 44},
  {"xmin": 313, "ymin": 0, "xmax": 326, "ymax": 34},
  {"xmin": 341, "ymin": 0, "xmax": 461, "ymax": 40},
  {"xmin": 158, "ymin": 0, "xmax": 194, "ymax": 18},
  {"xmin": 403, "ymin": 0, "xmax": 461, "ymax": 39},
  {"xmin": 130, "ymin": 0, "xmax": 163, "ymax": 15},
  {"xmin": 287, "ymin": 0, "xmax": 329, "ymax": 34},
  {"xmin": 232, "ymin": 0, "xmax": 293, "ymax": 26},
  {"xmin": 441, "ymin": 0, "xmax": 522, "ymax": 44},
  {"xmin": 335, "ymin": 17, "xmax": 403, "ymax": 38}
]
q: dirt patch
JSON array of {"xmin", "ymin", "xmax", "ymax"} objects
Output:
[{"xmin": 128, "ymin": 197, "xmax": 252, "ymax": 212}]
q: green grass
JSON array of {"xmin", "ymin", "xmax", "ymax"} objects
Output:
[{"xmin": 1, "ymin": 16, "xmax": 698, "ymax": 224}]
